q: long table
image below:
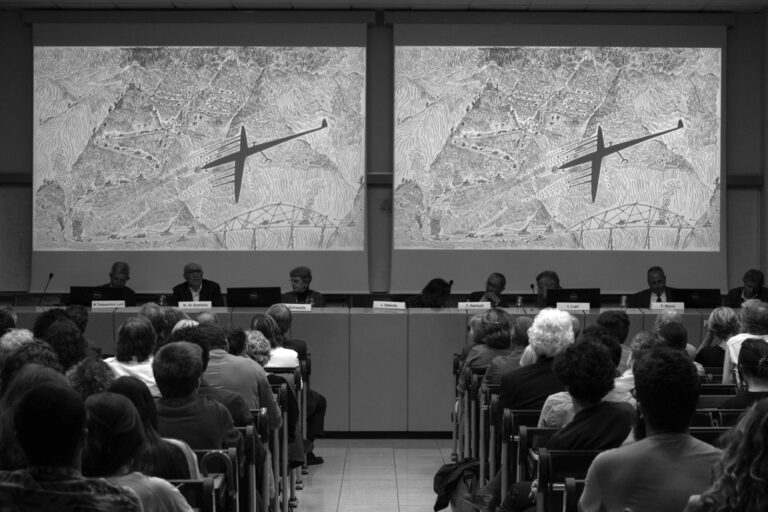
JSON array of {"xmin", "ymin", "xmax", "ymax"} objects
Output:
[{"xmin": 14, "ymin": 306, "xmax": 711, "ymax": 432}]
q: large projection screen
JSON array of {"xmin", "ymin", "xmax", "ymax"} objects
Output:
[
  {"xmin": 32, "ymin": 23, "xmax": 367, "ymax": 293},
  {"xmin": 393, "ymin": 24, "xmax": 726, "ymax": 294}
]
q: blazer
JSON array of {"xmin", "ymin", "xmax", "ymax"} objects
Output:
[
  {"xmin": 170, "ymin": 279, "xmax": 224, "ymax": 307},
  {"xmin": 724, "ymin": 286, "xmax": 768, "ymax": 308},
  {"xmin": 627, "ymin": 287, "xmax": 677, "ymax": 308}
]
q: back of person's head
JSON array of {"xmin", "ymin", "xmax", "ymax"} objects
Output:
[
  {"xmin": 246, "ymin": 330, "xmax": 272, "ymax": 366},
  {"xmin": 0, "ymin": 340, "xmax": 62, "ymax": 397},
  {"xmin": 653, "ymin": 310, "xmax": 683, "ymax": 333},
  {"xmin": 570, "ymin": 314, "xmax": 582, "ymax": 339},
  {"xmin": 138, "ymin": 302, "xmax": 165, "ymax": 340},
  {"xmin": 554, "ymin": 339, "xmax": 616, "ymax": 405},
  {"xmin": 266, "ymin": 304, "xmax": 292, "ymax": 335},
  {"xmin": 117, "ymin": 316, "xmax": 156, "ymax": 363},
  {"xmin": 596, "ymin": 310, "xmax": 630, "ymax": 344},
  {"xmin": 83, "ymin": 392, "xmax": 145, "ymax": 477},
  {"xmin": 741, "ymin": 300, "xmax": 768, "ymax": 335},
  {"xmin": 738, "ymin": 338, "xmax": 768, "ymax": 383},
  {"xmin": 162, "ymin": 308, "xmax": 190, "ymax": 340},
  {"xmin": 0, "ymin": 309, "xmax": 15, "ymax": 337},
  {"xmin": 227, "ymin": 328, "xmax": 247, "ymax": 356},
  {"xmin": 2, "ymin": 363, "xmax": 69, "ymax": 409},
  {"xmin": 628, "ymin": 330, "xmax": 660, "ymax": 363},
  {"xmin": 31, "ymin": 308, "xmax": 69, "ymax": 340},
  {"xmin": 420, "ymin": 278, "xmax": 453, "ymax": 308},
  {"xmin": 633, "ymin": 346, "xmax": 699, "ymax": 432},
  {"xmin": 168, "ymin": 324, "xmax": 226, "ymax": 368},
  {"xmin": 701, "ymin": 398, "xmax": 768, "ymax": 512},
  {"xmin": 66, "ymin": 304, "xmax": 89, "ymax": 333},
  {"xmin": 528, "ymin": 308, "xmax": 574, "ymax": 358},
  {"xmin": 43, "ymin": 317, "xmax": 87, "ymax": 371},
  {"xmin": 195, "ymin": 311, "xmax": 219, "ymax": 326},
  {"xmin": 0, "ymin": 307, "xmax": 17, "ymax": 326},
  {"xmin": 15, "ymin": 381, "xmax": 85, "ymax": 468},
  {"xmin": 657, "ymin": 322, "xmax": 688, "ymax": 351},
  {"xmin": 251, "ymin": 314, "xmax": 280, "ymax": 347},
  {"xmin": 507, "ymin": 316, "xmax": 531, "ymax": 348},
  {"xmin": 66, "ymin": 357, "xmax": 115, "ymax": 400},
  {"xmin": 579, "ymin": 327, "xmax": 622, "ymax": 368},
  {"xmin": 0, "ymin": 328, "xmax": 34, "ymax": 370},
  {"xmin": 707, "ymin": 307, "xmax": 741, "ymax": 340},
  {"xmin": 152, "ymin": 341, "xmax": 203, "ymax": 399},
  {"xmin": 473, "ymin": 308, "xmax": 512, "ymax": 349}
]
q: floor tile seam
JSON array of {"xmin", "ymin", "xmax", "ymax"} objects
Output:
[{"xmin": 335, "ymin": 445, "xmax": 349, "ymax": 512}]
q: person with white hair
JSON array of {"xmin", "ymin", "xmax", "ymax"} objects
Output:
[{"xmin": 499, "ymin": 308, "xmax": 574, "ymax": 409}]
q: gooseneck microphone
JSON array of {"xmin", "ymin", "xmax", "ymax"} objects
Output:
[
  {"xmin": 38, "ymin": 272, "xmax": 54, "ymax": 306},
  {"xmin": 530, "ymin": 283, "xmax": 535, "ymax": 293}
]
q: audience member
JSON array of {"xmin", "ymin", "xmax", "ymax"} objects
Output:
[
  {"xmin": 108, "ymin": 376, "xmax": 196, "ymax": 480},
  {"xmin": 722, "ymin": 299, "xmax": 768, "ymax": 385},
  {"xmin": 579, "ymin": 347, "xmax": 721, "ymax": 512},
  {"xmin": 41, "ymin": 317, "xmax": 88, "ymax": 372},
  {"xmin": 66, "ymin": 357, "xmax": 115, "ymax": 399},
  {"xmin": 407, "ymin": 277, "xmax": 453, "ymax": 308},
  {"xmin": 0, "ymin": 382, "xmax": 141, "ymax": 511},
  {"xmin": 0, "ymin": 310, "xmax": 14, "ymax": 337},
  {"xmin": 252, "ymin": 313, "xmax": 300, "ymax": 368},
  {"xmin": 31, "ymin": 308, "xmax": 69, "ymax": 340},
  {"xmin": 0, "ymin": 340, "xmax": 62, "ymax": 397},
  {"xmin": 720, "ymin": 338, "xmax": 768, "ymax": 409},
  {"xmin": 658, "ymin": 321, "xmax": 705, "ymax": 376},
  {"xmin": 483, "ymin": 316, "xmax": 532, "ymax": 386},
  {"xmin": 0, "ymin": 307, "xmax": 17, "ymax": 330},
  {"xmin": 226, "ymin": 327, "xmax": 248, "ymax": 356},
  {"xmin": 0, "ymin": 328, "xmax": 33, "ymax": 372},
  {"xmin": 153, "ymin": 342, "xmax": 241, "ymax": 450},
  {"xmin": 596, "ymin": 310, "xmax": 631, "ymax": 373},
  {"xmin": 654, "ymin": 309, "xmax": 697, "ymax": 358},
  {"xmin": 82, "ymin": 392, "xmax": 192, "ymax": 512},
  {"xmin": 98, "ymin": 261, "xmax": 137, "ymax": 306},
  {"xmin": 461, "ymin": 308, "xmax": 513, "ymax": 371},
  {"xmin": 104, "ymin": 316, "xmax": 159, "ymax": 397},
  {"xmin": 170, "ymin": 262, "xmax": 224, "ymax": 307},
  {"xmin": 696, "ymin": 307, "xmax": 741, "ymax": 369},
  {"xmin": 724, "ymin": 268, "xmax": 768, "ymax": 307},
  {"xmin": 499, "ymin": 308, "xmax": 573, "ymax": 409},
  {"xmin": 195, "ymin": 311, "xmax": 219, "ymax": 325},
  {"xmin": 535, "ymin": 270, "xmax": 560, "ymax": 308},
  {"xmin": 171, "ymin": 318, "xmax": 199, "ymax": 333},
  {"xmin": 281, "ymin": 266, "xmax": 326, "ymax": 307},
  {"xmin": 466, "ymin": 272, "xmax": 508, "ymax": 307},
  {"xmin": 266, "ymin": 303, "xmax": 308, "ymax": 360},
  {"xmin": 246, "ymin": 330, "xmax": 273, "ymax": 366}
]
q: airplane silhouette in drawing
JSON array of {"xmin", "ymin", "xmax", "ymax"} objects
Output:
[
  {"xmin": 203, "ymin": 119, "xmax": 328, "ymax": 203},
  {"xmin": 558, "ymin": 119, "xmax": 684, "ymax": 202}
]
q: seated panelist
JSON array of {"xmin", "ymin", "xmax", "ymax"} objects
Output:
[
  {"xmin": 407, "ymin": 278, "xmax": 453, "ymax": 308},
  {"xmin": 535, "ymin": 270, "xmax": 560, "ymax": 308},
  {"xmin": 98, "ymin": 261, "xmax": 136, "ymax": 307},
  {"xmin": 628, "ymin": 266, "xmax": 676, "ymax": 308},
  {"xmin": 170, "ymin": 263, "xmax": 224, "ymax": 307},
  {"xmin": 725, "ymin": 269, "xmax": 768, "ymax": 308},
  {"xmin": 466, "ymin": 272, "xmax": 508, "ymax": 307},
  {"xmin": 281, "ymin": 266, "xmax": 325, "ymax": 307}
]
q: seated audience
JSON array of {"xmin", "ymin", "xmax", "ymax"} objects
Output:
[
  {"xmin": 654, "ymin": 309, "xmax": 697, "ymax": 358},
  {"xmin": 281, "ymin": 266, "xmax": 326, "ymax": 307},
  {"xmin": 226, "ymin": 327, "xmax": 248, "ymax": 356},
  {"xmin": 41, "ymin": 317, "xmax": 88, "ymax": 372},
  {"xmin": 499, "ymin": 308, "xmax": 573, "ymax": 409},
  {"xmin": 31, "ymin": 308, "xmax": 69, "ymax": 340},
  {"xmin": 66, "ymin": 357, "xmax": 115, "ymax": 399},
  {"xmin": 0, "ymin": 381, "xmax": 141, "ymax": 511},
  {"xmin": 266, "ymin": 303, "xmax": 308, "ymax": 360},
  {"xmin": 483, "ymin": 316, "xmax": 532, "ymax": 386},
  {"xmin": 535, "ymin": 270, "xmax": 560, "ymax": 308},
  {"xmin": 686, "ymin": 398, "xmax": 768, "ymax": 512},
  {"xmin": 595, "ymin": 309, "xmax": 631, "ymax": 373},
  {"xmin": 657, "ymin": 322, "xmax": 705, "ymax": 376},
  {"xmin": 725, "ymin": 268, "xmax": 768, "ymax": 308},
  {"xmin": 195, "ymin": 311, "xmax": 219, "ymax": 326},
  {"xmin": 108, "ymin": 376, "xmax": 196, "ymax": 480},
  {"xmin": 99, "ymin": 261, "xmax": 137, "ymax": 307},
  {"xmin": 461, "ymin": 308, "xmax": 513, "ymax": 371},
  {"xmin": 252, "ymin": 313, "xmax": 300, "ymax": 368},
  {"xmin": 407, "ymin": 277, "xmax": 453, "ymax": 308},
  {"xmin": 466, "ymin": 272, "xmax": 508, "ymax": 307},
  {"xmin": 138, "ymin": 301, "xmax": 165, "ymax": 340},
  {"xmin": 696, "ymin": 307, "xmax": 741, "ymax": 369},
  {"xmin": 105, "ymin": 316, "xmax": 159, "ymax": 397},
  {"xmin": 720, "ymin": 337, "xmax": 768, "ymax": 409},
  {"xmin": 82, "ymin": 392, "xmax": 192, "ymax": 512},
  {"xmin": 170, "ymin": 262, "xmax": 224, "ymax": 307},
  {"xmin": 0, "ymin": 328, "xmax": 33, "ymax": 371},
  {"xmin": 153, "ymin": 341, "xmax": 241, "ymax": 450},
  {"xmin": 0, "ymin": 310, "xmax": 14, "ymax": 337},
  {"xmin": 0, "ymin": 340, "xmax": 62, "ymax": 397},
  {"xmin": 579, "ymin": 347, "xmax": 722, "ymax": 512},
  {"xmin": 628, "ymin": 265, "xmax": 676, "ymax": 307},
  {"xmin": 722, "ymin": 299, "xmax": 768, "ymax": 385}
]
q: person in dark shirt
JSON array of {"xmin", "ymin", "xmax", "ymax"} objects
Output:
[
  {"xmin": 170, "ymin": 263, "xmax": 224, "ymax": 307},
  {"xmin": 724, "ymin": 268, "xmax": 768, "ymax": 308},
  {"xmin": 98, "ymin": 261, "xmax": 137, "ymax": 307},
  {"xmin": 695, "ymin": 307, "xmax": 741, "ymax": 369},
  {"xmin": 720, "ymin": 337, "xmax": 768, "ymax": 410},
  {"xmin": 466, "ymin": 272, "xmax": 508, "ymax": 307},
  {"xmin": 281, "ymin": 266, "xmax": 326, "ymax": 307}
]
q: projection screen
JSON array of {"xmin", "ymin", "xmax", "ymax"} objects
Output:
[
  {"xmin": 392, "ymin": 23, "xmax": 726, "ymax": 294},
  {"xmin": 32, "ymin": 22, "xmax": 367, "ymax": 293}
]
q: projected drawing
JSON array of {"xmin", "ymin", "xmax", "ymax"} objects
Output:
[
  {"xmin": 394, "ymin": 46, "xmax": 721, "ymax": 251},
  {"xmin": 34, "ymin": 46, "xmax": 366, "ymax": 250}
]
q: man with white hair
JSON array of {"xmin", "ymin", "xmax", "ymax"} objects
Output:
[{"xmin": 499, "ymin": 308, "xmax": 574, "ymax": 409}]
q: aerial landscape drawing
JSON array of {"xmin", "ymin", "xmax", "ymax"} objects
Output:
[
  {"xmin": 394, "ymin": 46, "xmax": 721, "ymax": 251},
  {"xmin": 34, "ymin": 46, "xmax": 366, "ymax": 250}
]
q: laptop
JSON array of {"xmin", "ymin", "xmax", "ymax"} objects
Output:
[
  {"xmin": 226, "ymin": 287, "xmax": 282, "ymax": 307},
  {"xmin": 69, "ymin": 286, "xmax": 131, "ymax": 306},
  {"xmin": 545, "ymin": 288, "xmax": 602, "ymax": 309},
  {"xmin": 673, "ymin": 288, "xmax": 722, "ymax": 308}
]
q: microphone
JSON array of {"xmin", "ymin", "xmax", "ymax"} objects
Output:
[
  {"xmin": 38, "ymin": 272, "xmax": 54, "ymax": 307},
  {"xmin": 530, "ymin": 283, "xmax": 535, "ymax": 293}
]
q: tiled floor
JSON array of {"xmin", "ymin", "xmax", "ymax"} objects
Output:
[{"xmin": 292, "ymin": 438, "xmax": 453, "ymax": 512}]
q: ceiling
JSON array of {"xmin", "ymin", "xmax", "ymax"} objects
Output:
[{"xmin": 1, "ymin": 0, "xmax": 767, "ymax": 13}]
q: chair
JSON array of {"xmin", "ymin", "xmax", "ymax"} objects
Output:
[
  {"xmin": 516, "ymin": 426, "xmax": 558, "ymax": 482},
  {"xmin": 689, "ymin": 427, "xmax": 730, "ymax": 447},
  {"xmin": 235, "ymin": 425, "xmax": 261, "ymax": 512},
  {"xmin": 700, "ymin": 383, "xmax": 738, "ymax": 395},
  {"xmin": 536, "ymin": 448, "xmax": 602, "ymax": 512},
  {"xmin": 269, "ymin": 383, "xmax": 290, "ymax": 512},
  {"xmin": 697, "ymin": 394, "xmax": 736, "ymax": 408},
  {"xmin": 500, "ymin": 409, "xmax": 542, "ymax": 498},
  {"xmin": 170, "ymin": 477, "xmax": 219, "ymax": 512},
  {"xmin": 563, "ymin": 477, "xmax": 586, "ymax": 512},
  {"xmin": 190, "ymin": 447, "xmax": 240, "ymax": 512},
  {"xmin": 164, "ymin": 437, "xmax": 202, "ymax": 479}
]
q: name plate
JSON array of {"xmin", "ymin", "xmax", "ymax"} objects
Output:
[
  {"xmin": 91, "ymin": 300, "xmax": 125, "ymax": 309},
  {"xmin": 179, "ymin": 301, "xmax": 212, "ymax": 309},
  {"xmin": 286, "ymin": 304, "xmax": 313, "ymax": 312},
  {"xmin": 458, "ymin": 302, "xmax": 491, "ymax": 310},
  {"xmin": 556, "ymin": 302, "xmax": 590, "ymax": 311},
  {"xmin": 373, "ymin": 301, "xmax": 406, "ymax": 310},
  {"xmin": 650, "ymin": 302, "xmax": 685, "ymax": 310}
]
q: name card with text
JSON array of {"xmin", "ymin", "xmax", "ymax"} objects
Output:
[
  {"xmin": 458, "ymin": 302, "xmax": 491, "ymax": 310},
  {"xmin": 179, "ymin": 301, "xmax": 212, "ymax": 310},
  {"xmin": 91, "ymin": 300, "xmax": 125, "ymax": 310},
  {"xmin": 556, "ymin": 302, "xmax": 590, "ymax": 311},
  {"xmin": 286, "ymin": 304, "xmax": 313, "ymax": 312},
  {"xmin": 650, "ymin": 302, "xmax": 685, "ymax": 310},
  {"xmin": 373, "ymin": 301, "xmax": 406, "ymax": 310}
]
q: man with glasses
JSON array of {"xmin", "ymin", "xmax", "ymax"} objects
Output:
[
  {"xmin": 466, "ymin": 272, "xmax": 508, "ymax": 307},
  {"xmin": 170, "ymin": 262, "xmax": 224, "ymax": 307},
  {"xmin": 281, "ymin": 266, "xmax": 325, "ymax": 307},
  {"xmin": 99, "ymin": 261, "xmax": 136, "ymax": 306}
]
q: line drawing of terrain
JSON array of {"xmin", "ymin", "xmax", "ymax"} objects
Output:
[
  {"xmin": 34, "ymin": 46, "xmax": 366, "ymax": 251},
  {"xmin": 393, "ymin": 46, "xmax": 721, "ymax": 251}
]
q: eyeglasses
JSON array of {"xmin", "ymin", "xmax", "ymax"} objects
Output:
[{"xmin": 186, "ymin": 269, "xmax": 203, "ymax": 275}]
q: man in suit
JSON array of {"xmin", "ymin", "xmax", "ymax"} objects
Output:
[
  {"xmin": 628, "ymin": 266, "xmax": 675, "ymax": 308},
  {"xmin": 281, "ymin": 266, "xmax": 326, "ymax": 307},
  {"xmin": 725, "ymin": 268, "xmax": 768, "ymax": 307},
  {"xmin": 98, "ymin": 261, "xmax": 137, "ymax": 307},
  {"xmin": 170, "ymin": 262, "xmax": 224, "ymax": 307},
  {"xmin": 466, "ymin": 272, "xmax": 508, "ymax": 307}
]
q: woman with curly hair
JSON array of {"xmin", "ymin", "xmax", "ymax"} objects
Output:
[
  {"xmin": 686, "ymin": 398, "xmax": 768, "ymax": 512},
  {"xmin": 462, "ymin": 308, "xmax": 514, "ymax": 370}
]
